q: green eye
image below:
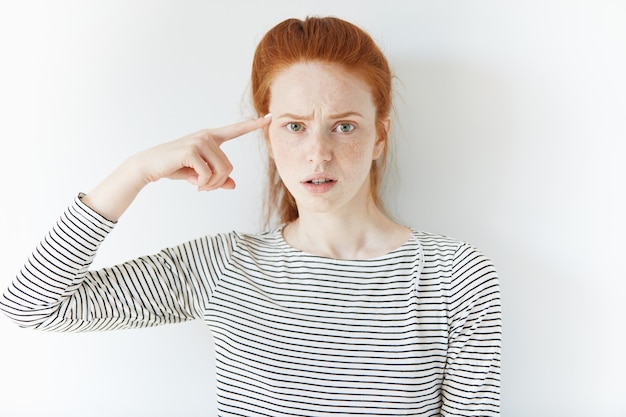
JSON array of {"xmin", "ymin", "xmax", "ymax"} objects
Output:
[
  {"xmin": 335, "ymin": 123, "xmax": 355, "ymax": 133},
  {"xmin": 287, "ymin": 122, "xmax": 303, "ymax": 132}
]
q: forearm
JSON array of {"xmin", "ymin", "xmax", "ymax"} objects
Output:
[
  {"xmin": 78, "ymin": 116, "xmax": 270, "ymax": 221},
  {"xmin": 81, "ymin": 155, "xmax": 148, "ymax": 222}
]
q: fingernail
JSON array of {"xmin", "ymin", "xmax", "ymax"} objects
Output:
[{"xmin": 263, "ymin": 113, "xmax": 272, "ymax": 119}]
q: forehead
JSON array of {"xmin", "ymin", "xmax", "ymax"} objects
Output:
[{"xmin": 269, "ymin": 62, "xmax": 375, "ymax": 114}]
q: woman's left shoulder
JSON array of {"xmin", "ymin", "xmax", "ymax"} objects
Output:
[
  {"xmin": 409, "ymin": 229, "xmax": 473, "ymax": 257},
  {"xmin": 409, "ymin": 228, "xmax": 497, "ymax": 274}
]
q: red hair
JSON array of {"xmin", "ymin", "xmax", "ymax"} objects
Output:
[{"xmin": 251, "ymin": 17, "xmax": 392, "ymax": 227}]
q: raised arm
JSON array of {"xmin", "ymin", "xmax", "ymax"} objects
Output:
[
  {"xmin": 0, "ymin": 117, "xmax": 270, "ymax": 331},
  {"xmin": 82, "ymin": 116, "xmax": 271, "ymax": 221}
]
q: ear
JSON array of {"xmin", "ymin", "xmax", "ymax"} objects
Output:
[{"xmin": 372, "ymin": 117, "xmax": 391, "ymax": 160}]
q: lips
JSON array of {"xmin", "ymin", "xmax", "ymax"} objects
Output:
[
  {"xmin": 302, "ymin": 173, "xmax": 337, "ymax": 184},
  {"xmin": 309, "ymin": 178, "xmax": 334, "ymax": 184},
  {"xmin": 301, "ymin": 174, "xmax": 337, "ymax": 193}
]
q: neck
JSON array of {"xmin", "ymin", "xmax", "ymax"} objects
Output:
[{"xmin": 283, "ymin": 202, "xmax": 410, "ymax": 260}]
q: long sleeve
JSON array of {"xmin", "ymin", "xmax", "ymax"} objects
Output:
[
  {"xmin": 441, "ymin": 243, "xmax": 502, "ymax": 416},
  {"xmin": 0, "ymin": 195, "xmax": 229, "ymax": 332}
]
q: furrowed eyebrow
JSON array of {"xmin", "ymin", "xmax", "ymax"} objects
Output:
[
  {"xmin": 276, "ymin": 111, "xmax": 364, "ymax": 120},
  {"xmin": 276, "ymin": 113, "xmax": 308, "ymax": 120},
  {"xmin": 331, "ymin": 111, "xmax": 364, "ymax": 119}
]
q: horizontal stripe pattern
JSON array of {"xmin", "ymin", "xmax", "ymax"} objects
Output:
[{"xmin": 1, "ymin": 195, "xmax": 501, "ymax": 416}]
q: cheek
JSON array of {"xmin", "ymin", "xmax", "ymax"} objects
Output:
[
  {"xmin": 268, "ymin": 137, "xmax": 300, "ymax": 180},
  {"xmin": 269, "ymin": 137, "xmax": 294, "ymax": 160},
  {"xmin": 266, "ymin": 127, "xmax": 288, "ymax": 161},
  {"xmin": 344, "ymin": 137, "xmax": 379, "ymax": 163},
  {"xmin": 337, "ymin": 142, "xmax": 376, "ymax": 179}
]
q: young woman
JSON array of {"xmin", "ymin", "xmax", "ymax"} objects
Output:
[{"xmin": 1, "ymin": 17, "xmax": 501, "ymax": 416}]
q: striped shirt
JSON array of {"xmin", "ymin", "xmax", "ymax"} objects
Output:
[{"xmin": 1, "ymin": 196, "xmax": 501, "ymax": 416}]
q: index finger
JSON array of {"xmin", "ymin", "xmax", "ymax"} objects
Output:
[{"xmin": 211, "ymin": 114, "xmax": 272, "ymax": 145}]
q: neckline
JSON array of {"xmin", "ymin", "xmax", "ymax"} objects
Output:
[{"xmin": 273, "ymin": 226, "xmax": 418, "ymax": 262}]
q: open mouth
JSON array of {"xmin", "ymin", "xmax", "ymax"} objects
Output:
[{"xmin": 307, "ymin": 178, "xmax": 335, "ymax": 184}]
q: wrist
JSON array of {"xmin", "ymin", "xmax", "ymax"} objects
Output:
[
  {"xmin": 121, "ymin": 153, "xmax": 153, "ymax": 190},
  {"xmin": 83, "ymin": 158, "xmax": 148, "ymax": 222}
]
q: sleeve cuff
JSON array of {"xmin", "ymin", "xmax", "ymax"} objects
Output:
[{"xmin": 76, "ymin": 192, "xmax": 118, "ymax": 226}]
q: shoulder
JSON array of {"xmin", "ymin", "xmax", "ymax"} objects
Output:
[
  {"xmin": 410, "ymin": 229, "xmax": 498, "ymax": 285},
  {"xmin": 411, "ymin": 229, "xmax": 494, "ymax": 265},
  {"xmin": 411, "ymin": 229, "xmax": 465, "ymax": 270},
  {"xmin": 410, "ymin": 229, "xmax": 500, "ymax": 316},
  {"xmin": 159, "ymin": 230, "xmax": 285, "ymax": 273},
  {"xmin": 411, "ymin": 229, "xmax": 463, "ymax": 254},
  {"xmin": 206, "ymin": 228, "xmax": 286, "ymax": 259},
  {"xmin": 230, "ymin": 228, "xmax": 283, "ymax": 249}
]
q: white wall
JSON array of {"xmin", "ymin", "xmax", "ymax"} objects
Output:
[{"xmin": 0, "ymin": 1, "xmax": 624, "ymax": 416}]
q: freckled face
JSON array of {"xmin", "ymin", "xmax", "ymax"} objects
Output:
[{"xmin": 266, "ymin": 61, "xmax": 386, "ymax": 216}]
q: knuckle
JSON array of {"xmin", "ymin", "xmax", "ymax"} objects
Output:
[
  {"xmin": 213, "ymin": 161, "xmax": 231, "ymax": 176},
  {"xmin": 187, "ymin": 130, "xmax": 212, "ymax": 146}
]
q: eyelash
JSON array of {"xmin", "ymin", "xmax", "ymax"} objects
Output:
[
  {"xmin": 286, "ymin": 122, "xmax": 304, "ymax": 132},
  {"xmin": 285, "ymin": 122, "xmax": 356, "ymax": 133},
  {"xmin": 334, "ymin": 123, "xmax": 355, "ymax": 133}
]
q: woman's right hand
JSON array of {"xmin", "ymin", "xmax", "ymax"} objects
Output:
[
  {"xmin": 135, "ymin": 116, "xmax": 271, "ymax": 191},
  {"xmin": 81, "ymin": 116, "xmax": 271, "ymax": 221}
]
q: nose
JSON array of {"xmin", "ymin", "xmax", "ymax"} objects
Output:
[{"xmin": 307, "ymin": 130, "xmax": 332, "ymax": 164}]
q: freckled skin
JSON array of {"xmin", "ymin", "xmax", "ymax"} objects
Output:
[{"xmin": 267, "ymin": 62, "xmax": 385, "ymax": 217}]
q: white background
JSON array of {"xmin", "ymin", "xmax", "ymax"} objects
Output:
[{"xmin": 1, "ymin": 1, "xmax": 624, "ymax": 416}]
